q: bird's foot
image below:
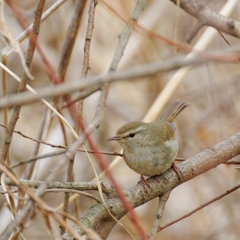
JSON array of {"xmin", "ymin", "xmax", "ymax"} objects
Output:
[
  {"xmin": 139, "ymin": 175, "xmax": 151, "ymax": 188},
  {"xmin": 172, "ymin": 162, "xmax": 183, "ymax": 181}
]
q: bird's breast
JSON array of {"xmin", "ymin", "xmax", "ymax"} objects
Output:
[{"xmin": 123, "ymin": 139, "xmax": 178, "ymax": 177}]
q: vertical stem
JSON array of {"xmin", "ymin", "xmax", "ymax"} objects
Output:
[
  {"xmin": 1, "ymin": 54, "xmax": 8, "ymax": 164},
  {"xmin": 57, "ymin": 0, "xmax": 88, "ymax": 235},
  {"xmin": 23, "ymin": 107, "xmax": 48, "ymax": 180},
  {"xmin": 0, "ymin": 0, "xmax": 46, "ymax": 163},
  {"xmin": 0, "ymin": 0, "xmax": 46, "ymax": 237},
  {"xmin": 149, "ymin": 191, "xmax": 171, "ymax": 240}
]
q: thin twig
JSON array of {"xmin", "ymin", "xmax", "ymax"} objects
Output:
[
  {"xmin": 11, "ymin": 150, "xmax": 66, "ymax": 169},
  {"xmin": 58, "ymin": 0, "xmax": 88, "ymax": 234},
  {"xmin": 1, "ymin": 54, "xmax": 9, "ymax": 166},
  {"xmin": 0, "ymin": 189, "xmax": 18, "ymax": 194},
  {"xmin": 10, "ymin": 149, "xmax": 123, "ymax": 169},
  {"xmin": 3, "ymin": 178, "xmax": 121, "ymax": 197},
  {"xmin": 81, "ymin": 0, "xmax": 97, "ymax": 79},
  {"xmin": 158, "ymin": 183, "xmax": 240, "ymax": 232},
  {"xmin": 0, "ymin": 0, "xmax": 45, "ymax": 164},
  {"xmin": 77, "ymin": 0, "xmax": 98, "ymax": 119},
  {"xmin": 218, "ymin": 30, "xmax": 240, "ymax": 61},
  {"xmin": 23, "ymin": 107, "xmax": 48, "ymax": 180},
  {"xmin": 0, "ymin": 0, "xmax": 67, "ymax": 54},
  {"xmin": 37, "ymin": 207, "xmax": 103, "ymax": 240},
  {"xmin": 58, "ymin": 0, "xmax": 87, "ymax": 81},
  {"xmin": 0, "ymin": 0, "xmax": 34, "ymax": 80},
  {"xmin": 61, "ymin": 85, "xmax": 101, "ymax": 109},
  {"xmin": 45, "ymin": 189, "xmax": 102, "ymax": 203},
  {"xmin": 0, "ymin": 163, "xmax": 80, "ymax": 240},
  {"xmin": 101, "ymin": 0, "xmax": 192, "ymax": 52},
  {"xmin": 0, "ymin": 160, "xmax": 83, "ymax": 240},
  {"xmin": 149, "ymin": 191, "xmax": 171, "ymax": 240}
]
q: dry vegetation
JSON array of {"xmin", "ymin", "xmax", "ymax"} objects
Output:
[{"xmin": 0, "ymin": 0, "xmax": 240, "ymax": 239}]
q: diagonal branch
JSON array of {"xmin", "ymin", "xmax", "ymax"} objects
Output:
[
  {"xmin": 158, "ymin": 182, "xmax": 240, "ymax": 232},
  {"xmin": 170, "ymin": 0, "xmax": 240, "ymax": 42}
]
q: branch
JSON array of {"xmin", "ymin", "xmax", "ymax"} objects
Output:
[
  {"xmin": 170, "ymin": 0, "xmax": 240, "ymax": 42},
  {"xmin": 78, "ymin": 131, "xmax": 240, "ymax": 238},
  {"xmin": 158, "ymin": 182, "xmax": 240, "ymax": 232},
  {"xmin": 0, "ymin": 49, "xmax": 239, "ymax": 109},
  {"xmin": 149, "ymin": 191, "xmax": 171, "ymax": 240},
  {"xmin": 57, "ymin": 0, "xmax": 88, "ymax": 234},
  {"xmin": 58, "ymin": 0, "xmax": 87, "ymax": 81},
  {"xmin": 3, "ymin": 178, "xmax": 125, "ymax": 199}
]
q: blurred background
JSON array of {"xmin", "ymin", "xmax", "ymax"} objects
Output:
[{"xmin": 0, "ymin": 0, "xmax": 240, "ymax": 239}]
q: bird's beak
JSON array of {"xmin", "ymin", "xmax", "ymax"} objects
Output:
[{"xmin": 107, "ymin": 135, "xmax": 121, "ymax": 141}]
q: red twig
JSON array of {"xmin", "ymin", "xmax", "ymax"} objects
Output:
[{"xmin": 158, "ymin": 183, "xmax": 240, "ymax": 231}]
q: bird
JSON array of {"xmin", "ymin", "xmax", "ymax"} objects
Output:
[{"xmin": 107, "ymin": 100, "xmax": 189, "ymax": 186}]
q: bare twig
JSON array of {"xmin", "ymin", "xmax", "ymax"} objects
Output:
[
  {"xmin": 0, "ymin": 163, "xmax": 82, "ymax": 240},
  {"xmin": 0, "ymin": 0, "xmax": 67, "ymax": 54},
  {"xmin": 77, "ymin": 0, "xmax": 98, "ymax": 118},
  {"xmin": 101, "ymin": 0, "xmax": 192, "ymax": 52},
  {"xmin": 46, "ymin": 189, "xmax": 102, "ymax": 203},
  {"xmin": 61, "ymin": 85, "xmax": 101, "ymax": 109},
  {"xmin": 0, "ymin": 123, "xmax": 123, "ymax": 168},
  {"xmin": 158, "ymin": 183, "xmax": 240, "ymax": 232},
  {"xmin": 56, "ymin": 0, "xmax": 89, "ymax": 234},
  {"xmin": 23, "ymin": 107, "xmax": 48, "ymax": 179},
  {"xmin": 0, "ymin": 188, "xmax": 102, "ymax": 203},
  {"xmin": 58, "ymin": 0, "xmax": 87, "ymax": 81},
  {"xmin": 0, "ymin": 55, "xmax": 8, "ymax": 165},
  {"xmin": 10, "ymin": 149, "xmax": 122, "ymax": 169},
  {"xmin": 39, "ymin": 208, "xmax": 103, "ymax": 240},
  {"xmin": 169, "ymin": 0, "xmax": 240, "ymax": 42},
  {"xmin": 3, "ymin": 178, "xmax": 121, "ymax": 197},
  {"xmin": 0, "ymin": 0, "xmax": 45, "ymax": 163},
  {"xmin": 0, "ymin": 189, "xmax": 18, "ymax": 194},
  {"xmin": 11, "ymin": 150, "xmax": 66, "ymax": 169},
  {"xmin": 149, "ymin": 191, "xmax": 171, "ymax": 240},
  {"xmin": 0, "ymin": 0, "xmax": 34, "ymax": 80},
  {"xmin": 1, "ymin": 48, "xmax": 239, "ymax": 109},
  {"xmin": 81, "ymin": 0, "xmax": 97, "ymax": 79}
]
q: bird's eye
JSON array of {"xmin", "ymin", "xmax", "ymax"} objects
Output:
[{"xmin": 129, "ymin": 133, "xmax": 135, "ymax": 138}]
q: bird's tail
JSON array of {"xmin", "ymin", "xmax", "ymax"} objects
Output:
[{"xmin": 159, "ymin": 100, "xmax": 189, "ymax": 123}]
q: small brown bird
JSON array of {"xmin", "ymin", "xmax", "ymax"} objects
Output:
[{"xmin": 108, "ymin": 101, "xmax": 189, "ymax": 186}]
